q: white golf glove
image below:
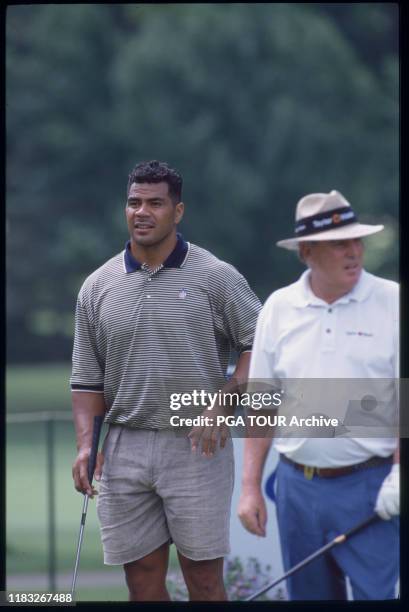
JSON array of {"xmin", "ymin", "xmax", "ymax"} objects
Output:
[{"xmin": 374, "ymin": 464, "xmax": 399, "ymax": 520}]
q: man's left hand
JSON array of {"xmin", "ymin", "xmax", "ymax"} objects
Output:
[
  {"xmin": 188, "ymin": 408, "xmax": 230, "ymax": 456},
  {"xmin": 374, "ymin": 464, "xmax": 399, "ymax": 520}
]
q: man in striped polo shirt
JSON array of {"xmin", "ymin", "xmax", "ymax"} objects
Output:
[{"xmin": 71, "ymin": 160, "xmax": 261, "ymax": 601}]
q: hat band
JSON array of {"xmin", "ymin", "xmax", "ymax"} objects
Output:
[{"xmin": 295, "ymin": 206, "xmax": 358, "ymax": 237}]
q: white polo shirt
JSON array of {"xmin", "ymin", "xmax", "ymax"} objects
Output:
[{"xmin": 249, "ymin": 269, "xmax": 399, "ymax": 466}]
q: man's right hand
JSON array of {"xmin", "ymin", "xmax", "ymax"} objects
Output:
[
  {"xmin": 72, "ymin": 448, "xmax": 104, "ymax": 497},
  {"xmin": 238, "ymin": 487, "xmax": 267, "ymax": 537}
]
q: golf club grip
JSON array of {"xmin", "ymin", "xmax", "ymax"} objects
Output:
[
  {"xmin": 343, "ymin": 513, "xmax": 379, "ymax": 539},
  {"xmin": 87, "ymin": 415, "xmax": 104, "ymax": 485}
]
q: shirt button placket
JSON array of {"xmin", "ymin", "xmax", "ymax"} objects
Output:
[
  {"xmin": 146, "ymin": 273, "xmax": 153, "ymax": 300},
  {"xmin": 322, "ymin": 306, "xmax": 336, "ymax": 352}
]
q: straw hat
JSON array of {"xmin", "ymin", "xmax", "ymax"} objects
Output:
[{"xmin": 277, "ymin": 190, "xmax": 384, "ymax": 250}]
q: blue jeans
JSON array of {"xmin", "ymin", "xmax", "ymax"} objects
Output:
[{"xmin": 276, "ymin": 458, "xmax": 399, "ymax": 600}]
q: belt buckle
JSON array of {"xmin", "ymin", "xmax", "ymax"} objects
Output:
[{"xmin": 304, "ymin": 465, "xmax": 315, "ymax": 480}]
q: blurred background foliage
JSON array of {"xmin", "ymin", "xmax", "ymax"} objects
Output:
[{"xmin": 6, "ymin": 3, "xmax": 398, "ymax": 363}]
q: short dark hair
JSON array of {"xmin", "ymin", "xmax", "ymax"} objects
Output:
[{"xmin": 127, "ymin": 160, "xmax": 183, "ymax": 204}]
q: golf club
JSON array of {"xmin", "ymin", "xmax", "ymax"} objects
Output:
[
  {"xmin": 246, "ymin": 513, "xmax": 380, "ymax": 601},
  {"xmin": 70, "ymin": 415, "xmax": 104, "ymax": 599}
]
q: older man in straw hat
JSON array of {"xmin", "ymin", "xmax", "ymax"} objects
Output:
[{"xmin": 238, "ymin": 190, "xmax": 399, "ymax": 600}]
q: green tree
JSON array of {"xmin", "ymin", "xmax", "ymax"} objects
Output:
[
  {"xmin": 113, "ymin": 3, "xmax": 398, "ymax": 291},
  {"xmin": 6, "ymin": 4, "xmax": 398, "ymax": 362}
]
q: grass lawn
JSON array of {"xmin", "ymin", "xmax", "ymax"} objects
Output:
[
  {"xmin": 6, "ymin": 365, "xmax": 180, "ymax": 591},
  {"xmin": 7, "ymin": 420, "xmax": 105, "ymax": 574},
  {"xmin": 71, "ymin": 587, "xmax": 129, "ymax": 602},
  {"xmin": 6, "ymin": 363, "xmax": 72, "ymax": 413}
]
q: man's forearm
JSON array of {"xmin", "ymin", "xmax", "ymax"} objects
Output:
[
  {"xmin": 72, "ymin": 391, "xmax": 106, "ymax": 451},
  {"xmin": 230, "ymin": 351, "xmax": 251, "ymax": 387},
  {"xmin": 217, "ymin": 351, "xmax": 251, "ymax": 411},
  {"xmin": 241, "ymin": 436, "xmax": 273, "ymax": 490}
]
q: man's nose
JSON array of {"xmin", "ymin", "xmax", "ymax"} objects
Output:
[
  {"xmin": 135, "ymin": 202, "xmax": 150, "ymax": 216},
  {"xmin": 346, "ymin": 239, "xmax": 362, "ymax": 257}
]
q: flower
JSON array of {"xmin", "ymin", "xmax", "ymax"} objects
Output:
[{"xmin": 166, "ymin": 556, "xmax": 286, "ymax": 601}]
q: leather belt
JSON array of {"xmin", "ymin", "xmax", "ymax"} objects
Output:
[{"xmin": 280, "ymin": 453, "xmax": 393, "ymax": 480}]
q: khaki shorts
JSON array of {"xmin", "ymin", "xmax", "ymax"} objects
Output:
[{"xmin": 96, "ymin": 425, "xmax": 234, "ymax": 565}]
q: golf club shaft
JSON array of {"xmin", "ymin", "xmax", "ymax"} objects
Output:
[
  {"xmin": 70, "ymin": 494, "xmax": 89, "ymax": 596},
  {"xmin": 70, "ymin": 415, "xmax": 104, "ymax": 599},
  {"xmin": 342, "ymin": 513, "xmax": 378, "ymax": 539},
  {"xmin": 246, "ymin": 513, "xmax": 379, "ymax": 601}
]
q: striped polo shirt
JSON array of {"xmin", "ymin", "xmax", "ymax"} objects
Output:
[{"xmin": 70, "ymin": 234, "xmax": 262, "ymax": 428}]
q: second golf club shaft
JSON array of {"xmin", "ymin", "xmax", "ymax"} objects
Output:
[{"xmin": 246, "ymin": 513, "xmax": 379, "ymax": 601}]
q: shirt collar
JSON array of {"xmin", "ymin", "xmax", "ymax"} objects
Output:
[
  {"xmin": 123, "ymin": 233, "xmax": 189, "ymax": 274},
  {"xmin": 289, "ymin": 268, "xmax": 373, "ymax": 308}
]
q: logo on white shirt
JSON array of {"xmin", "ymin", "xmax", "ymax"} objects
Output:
[{"xmin": 346, "ymin": 331, "xmax": 374, "ymax": 337}]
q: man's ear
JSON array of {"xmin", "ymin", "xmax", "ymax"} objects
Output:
[
  {"xmin": 175, "ymin": 201, "xmax": 184, "ymax": 224},
  {"xmin": 299, "ymin": 242, "xmax": 311, "ymax": 264}
]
